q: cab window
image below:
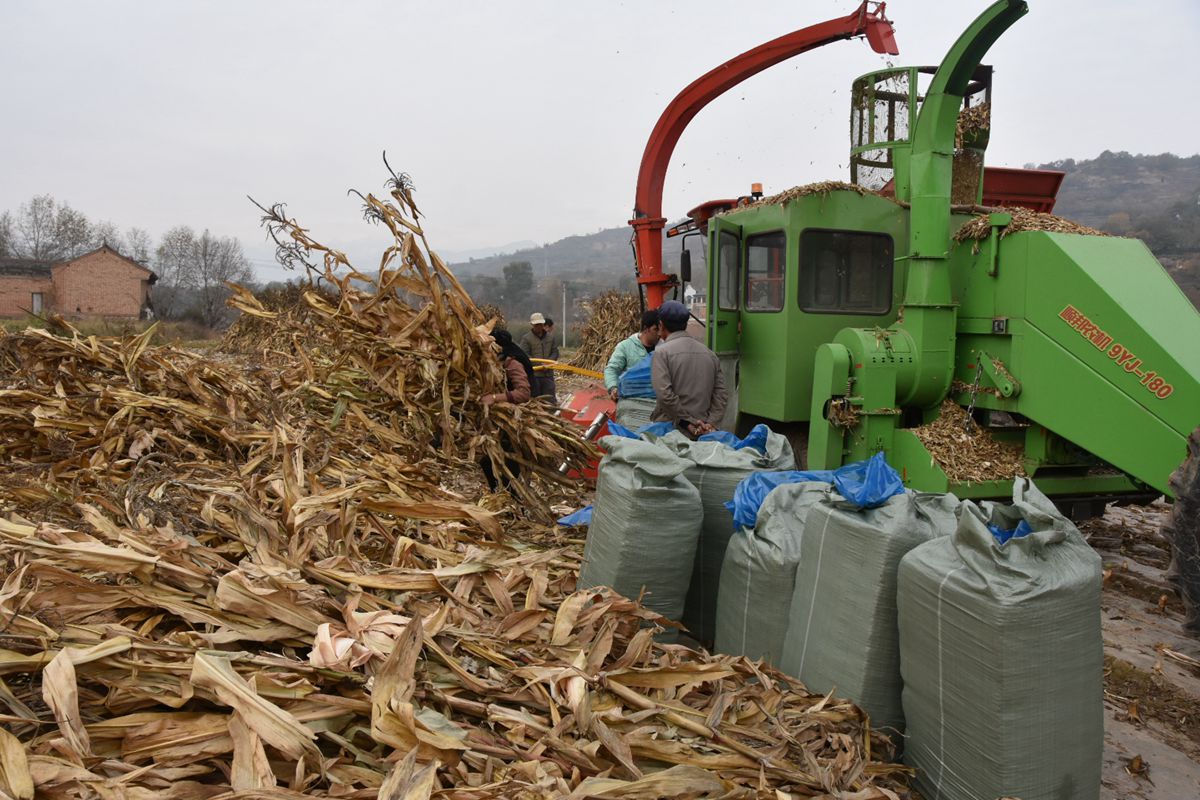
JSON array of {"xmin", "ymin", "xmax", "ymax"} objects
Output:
[
  {"xmin": 799, "ymin": 229, "xmax": 893, "ymax": 314},
  {"xmin": 717, "ymin": 230, "xmax": 740, "ymax": 311},
  {"xmin": 745, "ymin": 231, "xmax": 786, "ymax": 312}
]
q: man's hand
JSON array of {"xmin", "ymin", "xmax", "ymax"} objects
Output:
[
  {"xmin": 481, "ymin": 393, "xmax": 497, "ymax": 406},
  {"xmin": 608, "ymin": 387, "xmax": 619, "ymax": 402},
  {"xmin": 687, "ymin": 420, "xmax": 716, "ymax": 438}
]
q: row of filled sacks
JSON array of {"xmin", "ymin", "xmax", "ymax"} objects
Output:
[
  {"xmin": 577, "ymin": 424, "xmax": 795, "ymax": 644},
  {"xmin": 715, "ymin": 464, "xmax": 1104, "ymax": 800}
]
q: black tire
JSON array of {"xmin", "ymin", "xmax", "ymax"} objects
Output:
[{"xmin": 1163, "ymin": 427, "xmax": 1200, "ymax": 634}]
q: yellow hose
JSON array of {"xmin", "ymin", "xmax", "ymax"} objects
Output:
[{"xmin": 530, "ymin": 359, "xmax": 603, "ymax": 380}]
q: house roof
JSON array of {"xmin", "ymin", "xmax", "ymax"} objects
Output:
[
  {"xmin": 0, "ymin": 245, "xmax": 156, "ymax": 283},
  {"xmin": 54, "ymin": 244, "xmax": 156, "ymax": 279},
  {"xmin": 0, "ymin": 258, "xmax": 53, "ymax": 279}
]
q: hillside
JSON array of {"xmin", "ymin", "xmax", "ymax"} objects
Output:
[
  {"xmin": 1037, "ymin": 152, "xmax": 1200, "ymax": 307},
  {"xmin": 1036, "ymin": 152, "xmax": 1200, "ymax": 231}
]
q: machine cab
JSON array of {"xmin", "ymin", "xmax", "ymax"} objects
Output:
[{"xmin": 704, "ymin": 187, "xmax": 908, "ymax": 423}]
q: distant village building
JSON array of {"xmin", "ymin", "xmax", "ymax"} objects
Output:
[
  {"xmin": 684, "ymin": 283, "xmax": 707, "ymax": 320},
  {"xmin": 0, "ymin": 245, "xmax": 156, "ymax": 319}
]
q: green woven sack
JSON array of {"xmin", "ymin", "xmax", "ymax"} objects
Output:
[
  {"xmin": 714, "ymin": 481, "xmax": 830, "ymax": 665},
  {"xmin": 656, "ymin": 431, "xmax": 795, "ymax": 645},
  {"xmin": 579, "ymin": 436, "xmax": 702, "ymax": 641},
  {"xmin": 898, "ymin": 479, "xmax": 1102, "ymax": 800},
  {"xmin": 779, "ymin": 491, "xmax": 959, "ymax": 735}
]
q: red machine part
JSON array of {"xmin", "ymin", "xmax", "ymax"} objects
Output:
[
  {"xmin": 559, "ymin": 384, "xmax": 616, "ymax": 480},
  {"xmin": 628, "ymin": 2, "xmax": 899, "ymax": 310},
  {"xmin": 980, "ymin": 166, "xmax": 1065, "ymax": 213}
]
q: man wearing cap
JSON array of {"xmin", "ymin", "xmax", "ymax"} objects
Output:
[
  {"xmin": 650, "ymin": 300, "xmax": 727, "ymax": 437},
  {"xmin": 520, "ymin": 312, "xmax": 559, "ymax": 402}
]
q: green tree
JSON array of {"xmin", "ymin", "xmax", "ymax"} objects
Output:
[{"xmin": 503, "ymin": 260, "xmax": 534, "ymax": 308}]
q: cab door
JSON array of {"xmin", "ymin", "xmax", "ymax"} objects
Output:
[{"xmin": 707, "ymin": 217, "xmax": 741, "ymax": 354}]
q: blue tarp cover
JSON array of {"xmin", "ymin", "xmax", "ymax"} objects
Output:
[
  {"xmin": 557, "ymin": 505, "xmax": 593, "ymax": 526},
  {"xmin": 725, "ymin": 452, "xmax": 905, "ymax": 530}
]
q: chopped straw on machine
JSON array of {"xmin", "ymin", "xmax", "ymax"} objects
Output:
[
  {"xmin": 0, "ymin": 169, "xmax": 913, "ymax": 798},
  {"xmin": 955, "ymin": 206, "xmax": 1110, "ymax": 246},
  {"xmin": 911, "ymin": 400, "xmax": 1027, "ymax": 483},
  {"xmin": 569, "ymin": 290, "xmax": 640, "ymax": 372}
]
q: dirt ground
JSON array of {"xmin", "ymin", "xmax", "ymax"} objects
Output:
[{"xmin": 1083, "ymin": 502, "xmax": 1200, "ymax": 799}]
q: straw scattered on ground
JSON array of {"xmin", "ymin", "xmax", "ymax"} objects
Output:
[
  {"xmin": 0, "ymin": 168, "xmax": 912, "ymax": 799},
  {"xmin": 911, "ymin": 400, "xmax": 1027, "ymax": 484}
]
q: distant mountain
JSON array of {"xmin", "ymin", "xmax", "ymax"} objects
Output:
[
  {"xmin": 439, "ymin": 240, "xmax": 538, "ymax": 263},
  {"xmin": 1036, "ymin": 151, "xmax": 1200, "ymax": 308},
  {"xmin": 450, "ymin": 223, "xmax": 704, "ymax": 290},
  {"xmin": 1034, "ymin": 151, "xmax": 1200, "ymax": 230}
]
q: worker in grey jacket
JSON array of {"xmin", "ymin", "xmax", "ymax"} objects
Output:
[
  {"xmin": 650, "ymin": 300, "xmax": 727, "ymax": 438},
  {"xmin": 520, "ymin": 312, "xmax": 559, "ymax": 402}
]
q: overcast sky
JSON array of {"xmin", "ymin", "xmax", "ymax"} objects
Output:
[{"xmin": 2, "ymin": 0, "xmax": 1196, "ymax": 280}]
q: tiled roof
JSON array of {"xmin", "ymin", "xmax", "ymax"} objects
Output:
[{"xmin": 0, "ymin": 258, "xmax": 53, "ymax": 278}]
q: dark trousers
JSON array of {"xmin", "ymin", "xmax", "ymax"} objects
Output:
[
  {"xmin": 531, "ymin": 374, "xmax": 558, "ymax": 404},
  {"xmin": 480, "ymin": 433, "xmax": 521, "ymax": 492}
]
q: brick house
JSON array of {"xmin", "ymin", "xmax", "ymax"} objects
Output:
[{"xmin": 0, "ymin": 245, "xmax": 156, "ymax": 318}]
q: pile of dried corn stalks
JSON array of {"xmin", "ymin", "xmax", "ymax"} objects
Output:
[
  {"xmin": 568, "ymin": 291, "xmax": 641, "ymax": 373},
  {"xmin": 222, "ymin": 281, "xmax": 337, "ymax": 354},
  {"xmin": 0, "ymin": 172, "xmax": 912, "ymax": 798}
]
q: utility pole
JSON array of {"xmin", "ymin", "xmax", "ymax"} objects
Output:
[{"xmin": 561, "ymin": 282, "xmax": 568, "ymax": 348}]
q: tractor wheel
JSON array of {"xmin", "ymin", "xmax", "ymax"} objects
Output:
[{"xmin": 1162, "ymin": 426, "xmax": 1200, "ymax": 634}]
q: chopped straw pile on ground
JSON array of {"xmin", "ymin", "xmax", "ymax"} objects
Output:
[
  {"xmin": 568, "ymin": 291, "xmax": 640, "ymax": 373},
  {"xmin": 912, "ymin": 400, "xmax": 1027, "ymax": 484},
  {"xmin": 0, "ymin": 171, "xmax": 911, "ymax": 798}
]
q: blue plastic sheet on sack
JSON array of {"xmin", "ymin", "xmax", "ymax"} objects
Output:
[
  {"xmin": 726, "ymin": 469, "xmax": 837, "ymax": 529},
  {"xmin": 617, "ymin": 353, "xmax": 656, "ymax": 399},
  {"xmin": 698, "ymin": 423, "xmax": 770, "ymax": 453},
  {"xmin": 636, "ymin": 421, "xmax": 676, "ymax": 437},
  {"xmin": 557, "ymin": 505, "xmax": 593, "ymax": 527},
  {"xmin": 831, "ymin": 451, "xmax": 905, "ymax": 511},
  {"xmin": 725, "ymin": 452, "xmax": 906, "ymax": 529},
  {"xmin": 987, "ymin": 518, "xmax": 1034, "ymax": 545},
  {"xmin": 605, "ymin": 421, "xmax": 639, "ymax": 439}
]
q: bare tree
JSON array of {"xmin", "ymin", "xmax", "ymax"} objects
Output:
[
  {"xmin": 55, "ymin": 205, "xmax": 93, "ymax": 259},
  {"xmin": 153, "ymin": 225, "xmax": 196, "ymax": 320},
  {"xmin": 125, "ymin": 227, "xmax": 153, "ymax": 264},
  {"xmin": 11, "ymin": 194, "xmax": 93, "ymax": 261},
  {"xmin": 15, "ymin": 195, "xmax": 60, "ymax": 260},
  {"xmin": 191, "ymin": 230, "xmax": 253, "ymax": 328},
  {"xmin": 152, "ymin": 226, "xmax": 252, "ymax": 326},
  {"xmin": 91, "ymin": 220, "xmax": 126, "ymax": 253},
  {"xmin": 0, "ymin": 212, "xmax": 12, "ymax": 257}
]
